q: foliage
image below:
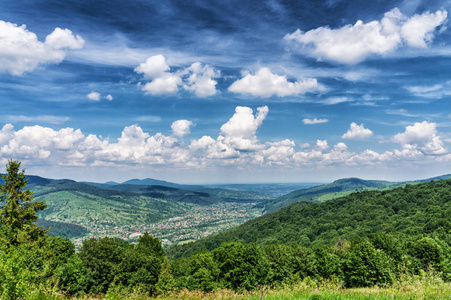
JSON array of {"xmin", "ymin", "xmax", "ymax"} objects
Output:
[
  {"xmin": 0, "ymin": 160, "xmax": 47, "ymax": 245},
  {"xmin": 155, "ymin": 257, "xmax": 175, "ymax": 295},
  {"xmin": 213, "ymin": 242, "xmax": 269, "ymax": 291},
  {"xmin": 186, "ymin": 251, "xmax": 220, "ymax": 292},
  {"xmin": 169, "ymin": 179, "xmax": 451, "ymax": 258}
]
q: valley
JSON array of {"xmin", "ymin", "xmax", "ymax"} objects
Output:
[{"xmin": 26, "ymin": 173, "xmax": 451, "ymax": 249}]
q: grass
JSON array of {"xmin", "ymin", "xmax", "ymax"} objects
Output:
[{"xmin": 28, "ymin": 274, "xmax": 451, "ymax": 300}]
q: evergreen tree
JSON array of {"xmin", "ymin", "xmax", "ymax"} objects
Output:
[
  {"xmin": 156, "ymin": 256, "xmax": 175, "ymax": 295},
  {"xmin": 0, "ymin": 160, "xmax": 47, "ymax": 245}
]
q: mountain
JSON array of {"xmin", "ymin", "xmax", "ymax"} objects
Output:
[
  {"xmin": 254, "ymin": 177, "xmax": 394, "ymax": 214},
  {"xmin": 109, "ymin": 184, "xmax": 271, "ymax": 203},
  {"xmin": 18, "ymin": 174, "xmax": 268, "ymax": 246},
  {"xmin": 414, "ymin": 174, "xmax": 451, "ymax": 183},
  {"xmin": 205, "ymin": 183, "xmax": 320, "ymax": 197},
  {"xmin": 121, "ymin": 178, "xmax": 204, "ymax": 190},
  {"xmin": 168, "ymin": 179, "xmax": 451, "ymax": 258},
  {"xmin": 81, "ymin": 181, "xmax": 120, "ymax": 188}
]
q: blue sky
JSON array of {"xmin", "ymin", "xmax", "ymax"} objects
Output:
[{"xmin": 0, "ymin": 0, "xmax": 450, "ymax": 184}]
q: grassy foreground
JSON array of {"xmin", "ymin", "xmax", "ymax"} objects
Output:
[{"xmin": 27, "ymin": 273, "xmax": 451, "ymax": 300}]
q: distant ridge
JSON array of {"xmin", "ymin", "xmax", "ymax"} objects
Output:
[
  {"xmin": 254, "ymin": 177, "xmax": 393, "ymax": 214},
  {"xmin": 121, "ymin": 178, "xmax": 204, "ymax": 190},
  {"xmin": 414, "ymin": 174, "xmax": 451, "ymax": 183}
]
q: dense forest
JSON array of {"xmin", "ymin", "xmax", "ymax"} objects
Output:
[
  {"xmin": 1, "ymin": 160, "xmax": 451, "ymax": 299},
  {"xmin": 168, "ymin": 179, "xmax": 451, "ymax": 258}
]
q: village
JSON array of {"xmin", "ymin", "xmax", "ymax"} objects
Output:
[{"xmin": 70, "ymin": 201, "xmax": 262, "ymax": 248}]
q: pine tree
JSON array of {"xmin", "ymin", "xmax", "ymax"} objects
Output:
[
  {"xmin": 156, "ymin": 256, "xmax": 175, "ymax": 295},
  {"xmin": 0, "ymin": 160, "xmax": 47, "ymax": 245}
]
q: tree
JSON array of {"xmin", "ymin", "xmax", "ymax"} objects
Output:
[
  {"xmin": 78, "ymin": 237, "xmax": 130, "ymax": 294},
  {"xmin": 155, "ymin": 257, "xmax": 175, "ymax": 295},
  {"xmin": 0, "ymin": 160, "xmax": 47, "ymax": 245},
  {"xmin": 137, "ymin": 232, "xmax": 165, "ymax": 257}
]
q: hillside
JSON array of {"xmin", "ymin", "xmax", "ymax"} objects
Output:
[
  {"xmin": 122, "ymin": 178, "xmax": 204, "ymax": 190},
  {"xmin": 254, "ymin": 177, "xmax": 394, "ymax": 214},
  {"xmin": 19, "ymin": 175, "xmax": 267, "ymax": 247},
  {"xmin": 168, "ymin": 179, "xmax": 451, "ymax": 258}
]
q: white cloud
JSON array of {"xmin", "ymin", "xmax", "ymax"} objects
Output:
[
  {"xmin": 87, "ymin": 91, "xmax": 101, "ymax": 101},
  {"xmin": 182, "ymin": 62, "xmax": 220, "ymax": 97},
  {"xmin": 303, "ymin": 118, "xmax": 328, "ymax": 125},
  {"xmin": 135, "ymin": 55, "xmax": 219, "ymax": 97},
  {"xmin": 316, "ymin": 140, "xmax": 329, "ymax": 150},
  {"xmin": 0, "ymin": 113, "xmax": 448, "ymax": 173},
  {"xmin": 141, "ymin": 73, "xmax": 182, "ymax": 95},
  {"xmin": 0, "ymin": 20, "xmax": 84, "ymax": 75},
  {"xmin": 342, "ymin": 122, "xmax": 373, "ymax": 139},
  {"xmin": 171, "ymin": 120, "xmax": 193, "ymax": 137},
  {"xmin": 401, "ymin": 10, "xmax": 448, "ymax": 48},
  {"xmin": 106, "ymin": 94, "xmax": 113, "ymax": 101},
  {"xmin": 405, "ymin": 81, "xmax": 451, "ymax": 98},
  {"xmin": 260, "ymin": 139, "xmax": 296, "ymax": 165},
  {"xmin": 2, "ymin": 115, "xmax": 69, "ymax": 125},
  {"xmin": 322, "ymin": 97, "xmax": 353, "ymax": 105},
  {"xmin": 285, "ymin": 8, "xmax": 447, "ymax": 64},
  {"xmin": 134, "ymin": 54, "xmax": 170, "ymax": 79},
  {"xmin": 393, "ymin": 121, "xmax": 446, "ymax": 155},
  {"xmin": 228, "ymin": 67, "xmax": 318, "ymax": 98},
  {"xmin": 219, "ymin": 106, "xmax": 268, "ymax": 151}
]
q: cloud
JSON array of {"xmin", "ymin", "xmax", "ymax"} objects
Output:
[
  {"xmin": 106, "ymin": 94, "xmax": 113, "ymax": 101},
  {"xmin": 303, "ymin": 118, "xmax": 328, "ymax": 125},
  {"xmin": 0, "ymin": 20, "xmax": 84, "ymax": 75},
  {"xmin": 182, "ymin": 63, "xmax": 220, "ymax": 97},
  {"xmin": 140, "ymin": 73, "xmax": 182, "ymax": 95},
  {"xmin": 219, "ymin": 106, "xmax": 268, "ymax": 151},
  {"xmin": 342, "ymin": 122, "xmax": 373, "ymax": 139},
  {"xmin": 135, "ymin": 55, "xmax": 219, "ymax": 97},
  {"xmin": 2, "ymin": 115, "xmax": 69, "ymax": 125},
  {"xmin": 285, "ymin": 8, "xmax": 447, "ymax": 64},
  {"xmin": 316, "ymin": 140, "xmax": 329, "ymax": 150},
  {"xmin": 134, "ymin": 54, "xmax": 170, "ymax": 79},
  {"xmin": 87, "ymin": 91, "xmax": 101, "ymax": 101},
  {"xmin": 171, "ymin": 120, "xmax": 194, "ymax": 137},
  {"xmin": 0, "ymin": 113, "xmax": 448, "ymax": 172},
  {"xmin": 405, "ymin": 81, "xmax": 451, "ymax": 98},
  {"xmin": 135, "ymin": 116, "xmax": 162, "ymax": 123},
  {"xmin": 322, "ymin": 97, "xmax": 353, "ymax": 105},
  {"xmin": 228, "ymin": 67, "xmax": 318, "ymax": 98},
  {"xmin": 393, "ymin": 121, "xmax": 446, "ymax": 155}
]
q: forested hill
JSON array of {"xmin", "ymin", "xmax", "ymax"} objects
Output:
[
  {"xmin": 168, "ymin": 179, "xmax": 451, "ymax": 258},
  {"xmin": 254, "ymin": 177, "xmax": 394, "ymax": 214}
]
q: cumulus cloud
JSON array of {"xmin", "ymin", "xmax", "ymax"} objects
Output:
[
  {"xmin": 182, "ymin": 63, "xmax": 220, "ymax": 97},
  {"xmin": 316, "ymin": 140, "xmax": 329, "ymax": 150},
  {"xmin": 171, "ymin": 120, "xmax": 193, "ymax": 137},
  {"xmin": 87, "ymin": 91, "xmax": 101, "ymax": 101},
  {"xmin": 393, "ymin": 121, "xmax": 446, "ymax": 155},
  {"xmin": 342, "ymin": 122, "xmax": 373, "ymax": 139},
  {"xmin": 228, "ymin": 67, "xmax": 318, "ymax": 98},
  {"xmin": 141, "ymin": 73, "xmax": 182, "ymax": 95},
  {"xmin": 219, "ymin": 106, "xmax": 268, "ymax": 151},
  {"xmin": 303, "ymin": 118, "xmax": 328, "ymax": 124},
  {"xmin": 106, "ymin": 94, "xmax": 113, "ymax": 101},
  {"xmin": 134, "ymin": 54, "xmax": 170, "ymax": 79},
  {"xmin": 0, "ymin": 20, "xmax": 84, "ymax": 75},
  {"xmin": 0, "ymin": 112, "xmax": 447, "ymax": 172},
  {"xmin": 285, "ymin": 8, "xmax": 447, "ymax": 64},
  {"xmin": 135, "ymin": 55, "xmax": 219, "ymax": 97}
]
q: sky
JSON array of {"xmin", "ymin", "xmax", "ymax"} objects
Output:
[{"xmin": 0, "ymin": 0, "xmax": 451, "ymax": 184}]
